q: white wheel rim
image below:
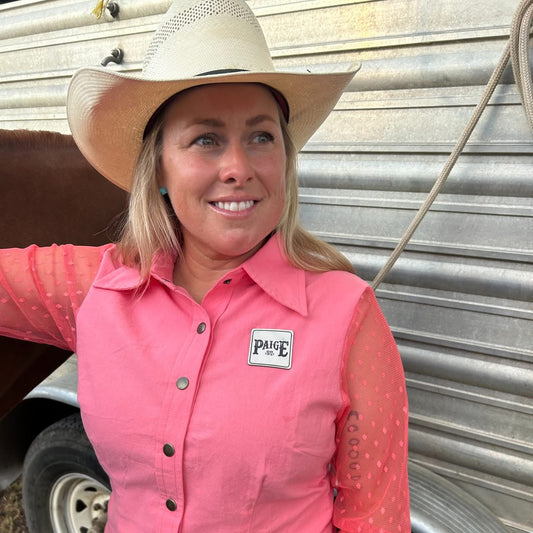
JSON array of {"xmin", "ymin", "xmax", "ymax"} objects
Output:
[{"xmin": 50, "ymin": 473, "xmax": 110, "ymax": 532}]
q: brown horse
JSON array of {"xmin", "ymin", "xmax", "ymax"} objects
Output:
[{"xmin": 0, "ymin": 129, "xmax": 128, "ymax": 418}]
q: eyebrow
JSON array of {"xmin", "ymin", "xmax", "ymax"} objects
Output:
[
  {"xmin": 246, "ymin": 114, "xmax": 277, "ymax": 127},
  {"xmin": 188, "ymin": 114, "xmax": 277, "ymax": 128}
]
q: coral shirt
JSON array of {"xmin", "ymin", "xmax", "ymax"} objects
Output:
[{"xmin": 0, "ymin": 235, "xmax": 409, "ymax": 532}]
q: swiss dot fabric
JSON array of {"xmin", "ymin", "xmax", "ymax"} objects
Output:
[
  {"xmin": 0, "ymin": 240, "xmax": 409, "ymax": 532},
  {"xmin": 332, "ymin": 290, "xmax": 410, "ymax": 532},
  {"xmin": 0, "ymin": 244, "xmax": 109, "ymax": 351}
]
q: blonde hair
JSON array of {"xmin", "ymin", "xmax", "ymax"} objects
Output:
[{"xmin": 117, "ymin": 91, "xmax": 354, "ymax": 280}]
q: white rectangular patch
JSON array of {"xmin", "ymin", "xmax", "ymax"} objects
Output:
[{"xmin": 248, "ymin": 329, "xmax": 293, "ymax": 369}]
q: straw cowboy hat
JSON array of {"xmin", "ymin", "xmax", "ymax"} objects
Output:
[{"xmin": 67, "ymin": 0, "xmax": 359, "ymax": 191}]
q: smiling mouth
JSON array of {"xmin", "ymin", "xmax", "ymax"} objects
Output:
[{"xmin": 211, "ymin": 200, "xmax": 256, "ymax": 212}]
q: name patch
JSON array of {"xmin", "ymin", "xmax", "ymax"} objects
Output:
[{"xmin": 248, "ymin": 329, "xmax": 293, "ymax": 369}]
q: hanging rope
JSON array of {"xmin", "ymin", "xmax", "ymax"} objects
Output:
[
  {"xmin": 372, "ymin": 0, "xmax": 533, "ymax": 290},
  {"xmin": 510, "ymin": 0, "xmax": 533, "ymax": 130}
]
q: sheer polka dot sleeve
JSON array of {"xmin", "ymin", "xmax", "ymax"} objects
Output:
[
  {"xmin": 332, "ymin": 287, "xmax": 410, "ymax": 532},
  {"xmin": 0, "ymin": 244, "xmax": 109, "ymax": 352}
]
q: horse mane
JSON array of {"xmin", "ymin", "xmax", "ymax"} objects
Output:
[{"xmin": 0, "ymin": 128, "xmax": 74, "ymax": 149}]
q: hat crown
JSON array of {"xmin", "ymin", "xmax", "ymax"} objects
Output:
[
  {"xmin": 143, "ymin": 0, "xmax": 275, "ymax": 79},
  {"xmin": 67, "ymin": 0, "xmax": 357, "ymax": 190}
]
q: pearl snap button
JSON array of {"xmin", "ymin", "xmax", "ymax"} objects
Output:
[
  {"xmin": 176, "ymin": 377, "xmax": 189, "ymax": 390},
  {"xmin": 163, "ymin": 443, "xmax": 175, "ymax": 457},
  {"xmin": 197, "ymin": 322, "xmax": 206, "ymax": 333},
  {"xmin": 166, "ymin": 499, "xmax": 177, "ymax": 511}
]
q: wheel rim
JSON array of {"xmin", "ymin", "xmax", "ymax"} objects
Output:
[{"xmin": 50, "ymin": 473, "xmax": 110, "ymax": 533}]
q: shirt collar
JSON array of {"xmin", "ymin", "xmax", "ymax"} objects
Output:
[
  {"xmin": 92, "ymin": 246, "xmax": 175, "ymax": 291},
  {"xmin": 93, "ymin": 235, "xmax": 308, "ymax": 316},
  {"xmin": 240, "ymin": 234, "xmax": 308, "ymax": 316}
]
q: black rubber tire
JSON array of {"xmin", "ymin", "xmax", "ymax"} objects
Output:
[{"xmin": 22, "ymin": 413, "xmax": 110, "ymax": 533}]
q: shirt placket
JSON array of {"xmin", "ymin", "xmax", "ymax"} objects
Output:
[{"xmin": 154, "ymin": 277, "xmax": 236, "ymax": 531}]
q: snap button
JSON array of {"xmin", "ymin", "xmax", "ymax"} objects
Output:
[
  {"xmin": 166, "ymin": 498, "xmax": 177, "ymax": 512},
  {"xmin": 197, "ymin": 322, "xmax": 206, "ymax": 333},
  {"xmin": 176, "ymin": 377, "xmax": 189, "ymax": 390},
  {"xmin": 223, "ymin": 279, "xmax": 232, "ymax": 284},
  {"xmin": 163, "ymin": 443, "xmax": 175, "ymax": 457}
]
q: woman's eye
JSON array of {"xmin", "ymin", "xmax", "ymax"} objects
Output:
[
  {"xmin": 193, "ymin": 134, "xmax": 216, "ymax": 147},
  {"xmin": 253, "ymin": 132, "xmax": 274, "ymax": 144}
]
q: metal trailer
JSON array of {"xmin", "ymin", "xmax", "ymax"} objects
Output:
[{"xmin": 0, "ymin": 0, "xmax": 531, "ymax": 531}]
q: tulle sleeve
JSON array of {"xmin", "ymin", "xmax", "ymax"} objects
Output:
[
  {"xmin": 332, "ymin": 287, "xmax": 410, "ymax": 532},
  {"xmin": 0, "ymin": 244, "xmax": 109, "ymax": 352}
]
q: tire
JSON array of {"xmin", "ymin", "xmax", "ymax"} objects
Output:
[{"xmin": 22, "ymin": 413, "xmax": 110, "ymax": 533}]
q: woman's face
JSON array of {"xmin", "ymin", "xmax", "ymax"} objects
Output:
[{"xmin": 159, "ymin": 83, "xmax": 287, "ymax": 264}]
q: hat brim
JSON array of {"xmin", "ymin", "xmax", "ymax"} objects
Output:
[{"xmin": 67, "ymin": 66, "xmax": 359, "ymax": 191}]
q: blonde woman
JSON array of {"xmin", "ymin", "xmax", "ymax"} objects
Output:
[{"xmin": 0, "ymin": 0, "xmax": 410, "ymax": 531}]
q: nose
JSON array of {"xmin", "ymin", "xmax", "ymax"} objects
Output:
[{"xmin": 219, "ymin": 142, "xmax": 254, "ymax": 185}]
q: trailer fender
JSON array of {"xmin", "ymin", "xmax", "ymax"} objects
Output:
[
  {"xmin": 0, "ymin": 356, "xmax": 79, "ymax": 489},
  {"xmin": 409, "ymin": 461, "xmax": 507, "ymax": 533}
]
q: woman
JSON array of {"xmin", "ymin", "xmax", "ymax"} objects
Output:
[{"xmin": 0, "ymin": 0, "xmax": 410, "ymax": 531}]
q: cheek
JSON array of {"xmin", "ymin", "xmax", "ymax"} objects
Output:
[
  {"xmin": 161, "ymin": 156, "xmax": 207, "ymax": 198},
  {"xmin": 159, "ymin": 155, "xmax": 176, "ymax": 190},
  {"xmin": 269, "ymin": 155, "xmax": 287, "ymax": 195}
]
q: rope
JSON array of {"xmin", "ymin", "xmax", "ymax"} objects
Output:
[
  {"xmin": 511, "ymin": 0, "xmax": 533, "ymax": 130},
  {"xmin": 371, "ymin": 0, "xmax": 533, "ymax": 290},
  {"xmin": 92, "ymin": 0, "xmax": 110, "ymax": 19}
]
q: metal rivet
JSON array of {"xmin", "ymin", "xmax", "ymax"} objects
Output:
[
  {"xmin": 106, "ymin": 1, "xmax": 120, "ymax": 17},
  {"xmin": 197, "ymin": 322, "xmax": 206, "ymax": 333},
  {"xmin": 166, "ymin": 499, "xmax": 177, "ymax": 511},
  {"xmin": 176, "ymin": 377, "xmax": 189, "ymax": 390},
  {"xmin": 163, "ymin": 443, "xmax": 175, "ymax": 457}
]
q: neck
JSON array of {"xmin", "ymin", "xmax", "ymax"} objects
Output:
[{"xmin": 173, "ymin": 245, "xmax": 258, "ymax": 304}]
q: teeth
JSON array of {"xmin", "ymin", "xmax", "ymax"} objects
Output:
[{"xmin": 214, "ymin": 200, "xmax": 254, "ymax": 212}]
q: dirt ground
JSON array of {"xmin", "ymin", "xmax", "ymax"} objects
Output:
[{"xmin": 0, "ymin": 477, "xmax": 29, "ymax": 533}]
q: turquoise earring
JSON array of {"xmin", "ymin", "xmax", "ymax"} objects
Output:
[{"xmin": 159, "ymin": 187, "xmax": 168, "ymax": 195}]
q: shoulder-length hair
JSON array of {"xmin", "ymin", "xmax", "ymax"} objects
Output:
[{"xmin": 116, "ymin": 93, "xmax": 354, "ymax": 280}]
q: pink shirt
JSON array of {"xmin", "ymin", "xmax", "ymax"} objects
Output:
[{"xmin": 0, "ymin": 235, "xmax": 409, "ymax": 532}]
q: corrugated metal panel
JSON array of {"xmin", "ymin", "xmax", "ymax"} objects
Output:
[
  {"xmin": 289, "ymin": 1, "xmax": 533, "ymax": 530},
  {"xmin": 1, "ymin": 0, "xmax": 532, "ymax": 531},
  {"xmin": 0, "ymin": 0, "xmax": 172, "ymax": 130}
]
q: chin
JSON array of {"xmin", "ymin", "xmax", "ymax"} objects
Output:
[{"xmin": 217, "ymin": 233, "xmax": 269, "ymax": 258}]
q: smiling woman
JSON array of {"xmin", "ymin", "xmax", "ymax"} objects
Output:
[
  {"xmin": 0, "ymin": 0, "xmax": 409, "ymax": 531},
  {"xmin": 154, "ymin": 84, "xmax": 287, "ymax": 300}
]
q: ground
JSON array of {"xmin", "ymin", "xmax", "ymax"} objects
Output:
[{"xmin": 0, "ymin": 477, "xmax": 29, "ymax": 532}]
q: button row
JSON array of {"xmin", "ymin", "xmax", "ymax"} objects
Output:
[
  {"xmin": 163, "ymin": 445, "xmax": 177, "ymax": 512},
  {"xmin": 163, "ymin": 321, "xmax": 208, "ymax": 515}
]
